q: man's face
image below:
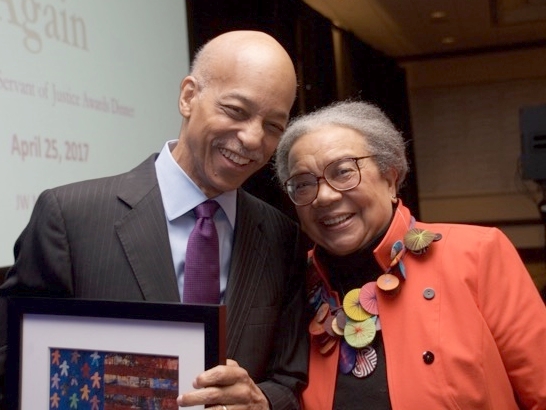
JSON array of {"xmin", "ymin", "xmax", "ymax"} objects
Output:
[{"xmin": 175, "ymin": 63, "xmax": 296, "ymax": 198}]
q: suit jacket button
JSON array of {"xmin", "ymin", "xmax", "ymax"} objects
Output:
[
  {"xmin": 423, "ymin": 351, "xmax": 435, "ymax": 364},
  {"xmin": 423, "ymin": 288, "xmax": 435, "ymax": 300}
]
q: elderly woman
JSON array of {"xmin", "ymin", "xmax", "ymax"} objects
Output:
[{"xmin": 275, "ymin": 100, "xmax": 546, "ymax": 409}]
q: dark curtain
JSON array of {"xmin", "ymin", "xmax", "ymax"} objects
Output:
[{"xmin": 293, "ymin": 5, "xmax": 337, "ymax": 113}]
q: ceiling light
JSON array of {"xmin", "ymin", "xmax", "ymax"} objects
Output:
[
  {"xmin": 441, "ymin": 36, "xmax": 456, "ymax": 44},
  {"xmin": 430, "ymin": 10, "xmax": 448, "ymax": 21}
]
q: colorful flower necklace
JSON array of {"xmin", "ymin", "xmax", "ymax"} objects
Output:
[{"xmin": 307, "ymin": 221, "xmax": 441, "ymax": 378}]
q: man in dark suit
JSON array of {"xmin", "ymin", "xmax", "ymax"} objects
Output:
[{"xmin": 0, "ymin": 31, "xmax": 307, "ymax": 410}]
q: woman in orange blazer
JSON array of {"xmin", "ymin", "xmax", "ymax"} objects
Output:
[{"xmin": 275, "ymin": 100, "xmax": 546, "ymax": 409}]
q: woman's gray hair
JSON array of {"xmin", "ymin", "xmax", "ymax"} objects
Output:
[{"xmin": 274, "ymin": 100, "xmax": 408, "ymax": 191}]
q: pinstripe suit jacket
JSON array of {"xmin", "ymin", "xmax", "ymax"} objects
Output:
[{"xmin": 0, "ymin": 155, "xmax": 308, "ymax": 410}]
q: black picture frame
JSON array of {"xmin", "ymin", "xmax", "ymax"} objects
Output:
[{"xmin": 6, "ymin": 297, "xmax": 226, "ymax": 410}]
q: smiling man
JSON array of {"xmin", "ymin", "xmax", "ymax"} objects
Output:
[
  {"xmin": 0, "ymin": 31, "xmax": 308, "ymax": 410},
  {"xmin": 172, "ymin": 30, "xmax": 296, "ymax": 197}
]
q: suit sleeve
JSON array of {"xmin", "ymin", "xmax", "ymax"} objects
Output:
[
  {"xmin": 257, "ymin": 227, "xmax": 309, "ymax": 410},
  {"xmin": 0, "ymin": 189, "xmax": 74, "ymax": 408},
  {"xmin": 477, "ymin": 228, "xmax": 546, "ymax": 409}
]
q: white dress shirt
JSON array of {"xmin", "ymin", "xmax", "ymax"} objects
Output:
[{"xmin": 155, "ymin": 140, "xmax": 236, "ymax": 302}]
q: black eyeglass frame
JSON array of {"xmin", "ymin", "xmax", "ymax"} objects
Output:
[{"xmin": 283, "ymin": 155, "xmax": 374, "ymax": 206}]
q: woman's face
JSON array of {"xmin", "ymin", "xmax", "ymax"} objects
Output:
[{"xmin": 288, "ymin": 125, "xmax": 398, "ymax": 256}]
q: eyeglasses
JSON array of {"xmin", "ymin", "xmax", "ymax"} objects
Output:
[{"xmin": 284, "ymin": 156, "xmax": 374, "ymax": 206}]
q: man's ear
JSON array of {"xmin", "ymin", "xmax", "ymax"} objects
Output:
[{"xmin": 179, "ymin": 76, "xmax": 198, "ymax": 117}]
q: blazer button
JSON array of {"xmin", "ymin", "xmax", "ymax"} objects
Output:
[
  {"xmin": 423, "ymin": 288, "xmax": 435, "ymax": 300},
  {"xmin": 423, "ymin": 351, "xmax": 435, "ymax": 364}
]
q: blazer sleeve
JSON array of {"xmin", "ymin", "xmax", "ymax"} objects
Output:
[{"xmin": 477, "ymin": 228, "xmax": 546, "ymax": 409}]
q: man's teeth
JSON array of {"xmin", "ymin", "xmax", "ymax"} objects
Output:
[
  {"xmin": 323, "ymin": 214, "xmax": 351, "ymax": 226},
  {"xmin": 220, "ymin": 148, "xmax": 251, "ymax": 165}
]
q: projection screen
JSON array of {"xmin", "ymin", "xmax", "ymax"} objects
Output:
[{"xmin": 0, "ymin": 0, "xmax": 190, "ymax": 266}]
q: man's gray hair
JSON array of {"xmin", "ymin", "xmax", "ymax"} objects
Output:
[
  {"xmin": 189, "ymin": 41, "xmax": 213, "ymax": 89},
  {"xmin": 274, "ymin": 100, "xmax": 408, "ymax": 191}
]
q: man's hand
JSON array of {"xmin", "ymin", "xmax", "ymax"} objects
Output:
[{"xmin": 177, "ymin": 359, "xmax": 270, "ymax": 410}]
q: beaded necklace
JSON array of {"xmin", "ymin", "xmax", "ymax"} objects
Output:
[{"xmin": 307, "ymin": 219, "xmax": 441, "ymax": 378}]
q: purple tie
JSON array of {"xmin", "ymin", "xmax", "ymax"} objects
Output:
[{"xmin": 183, "ymin": 200, "xmax": 220, "ymax": 304}]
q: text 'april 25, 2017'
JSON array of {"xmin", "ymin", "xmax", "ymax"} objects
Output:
[{"xmin": 11, "ymin": 134, "xmax": 89, "ymax": 163}]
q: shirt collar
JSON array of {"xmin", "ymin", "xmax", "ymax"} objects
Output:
[{"xmin": 155, "ymin": 140, "xmax": 237, "ymax": 228}]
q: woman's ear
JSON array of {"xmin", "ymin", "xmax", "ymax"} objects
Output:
[
  {"xmin": 385, "ymin": 168, "xmax": 399, "ymax": 200},
  {"xmin": 179, "ymin": 76, "xmax": 198, "ymax": 117}
]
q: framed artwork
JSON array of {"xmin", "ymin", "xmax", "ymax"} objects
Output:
[{"xmin": 6, "ymin": 297, "xmax": 226, "ymax": 410}]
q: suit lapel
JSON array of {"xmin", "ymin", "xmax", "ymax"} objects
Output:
[
  {"xmin": 113, "ymin": 163, "xmax": 272, "ymax": 351},
  {"xmin": 225, "ymin": 190, "xmax": 268, "ymax": 357},
  {"xmin": 115, "ymin": 155, "xmax": 180, "ymax": 302}
]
